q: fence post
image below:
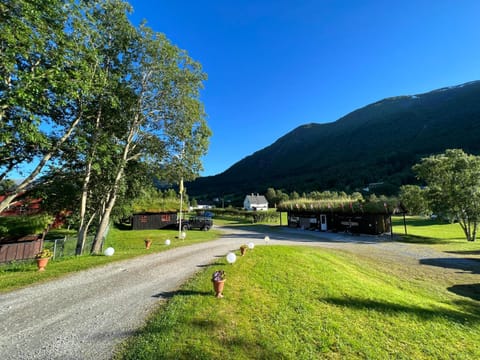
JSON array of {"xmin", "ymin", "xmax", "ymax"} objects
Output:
[{"xmin": 53, "ymin": 239, "xmax": 57, "ymax": 260}]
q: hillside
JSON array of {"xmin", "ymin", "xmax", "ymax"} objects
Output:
[{"xmin": 188, "ymin": 80, "xmax": 480, "ymax": 200}]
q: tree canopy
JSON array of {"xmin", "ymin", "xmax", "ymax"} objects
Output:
[
  {"xmin": 0, "ymin": 0, "xmax": 211, "ymax": 253},
  {"xmin": 413, "ymin": 149, "xmax": 480, "ymax": 241}
]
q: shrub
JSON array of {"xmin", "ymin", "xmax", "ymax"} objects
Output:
[{"xmin": 0, "ymin": 214, "xmax": 54, "ymax": 240}]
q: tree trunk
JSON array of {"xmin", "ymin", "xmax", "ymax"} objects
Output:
[
  {"xmin": 76, "ymin": 212, "xmax": 96, "ymax": 255},
  {"xmin": 76, "ymin": 155, "xmax": 95, "ymax": 255},
  {"xmin": 469, "ymin": 221, "xmax": 477, "ymax": 241},
  {"xmin": 90, "ymin": 128, "xmax": 137, "ymax": 253},
  {"xmin": 91, "ymin": 187, "xmax": 118, "ymax": 254},
  {"xmin": 76, "ymin": 107, "xmax": 102, "ymax": 255},
  {"xmin": 89, "ymin": 84, "xmax": 144, "ymax": 253},
  {"xmin": 458, "ymin": 218, "xmax": 472, "ymax": 242}
]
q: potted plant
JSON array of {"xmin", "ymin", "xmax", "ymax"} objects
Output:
[
  {"xmin": 35, "ymin": 248, "xmax": 53, "ymax": 271},
  {"xmin": 211, "ymin": 270, "xmax": 226, "ymax": 298},
  {"xmin": 144, "ymin": 238, "xmax": 152, "ymax": 249},
  {"xmin": 240, "ymin": 244, "xmax": 247, "ymax": 256}
]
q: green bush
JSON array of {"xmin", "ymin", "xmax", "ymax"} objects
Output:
[
  {"xmin": 0, "ymin": 214, "xmax": 54, "ymax": 239},
  {"xmin": 201, "ymin": 208, "xmax": 279, "ymax": 223}
]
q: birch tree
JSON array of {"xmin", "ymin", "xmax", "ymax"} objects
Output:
[{"xmin": 89, "ymin": 25, "xmax": 210, "ymax": 253}]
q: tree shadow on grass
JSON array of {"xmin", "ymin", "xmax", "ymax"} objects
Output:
[
  {"xmin": 0, "ymin": 265, "xmax": 33, "ymax": 273},
  {"xmin": 220, "ymin": 232, "xmax": 267, "ymax": 240},
  {"xmin": 322, "ymin": 297, "xmax": 479, "ymax": 323},
  {"xmin": 197, "ymin": 262, "xmax": 224, "ymax": 268},
  {"xmin": 152, "ymin": 289, "xmax": 211, "ymax": 299},
  {"xmin": 448, "ymin": 284, "xmax": 480, "ymax": 302},
  {"xmin": 420, "ymin": 258, "xmax": 480, "ymax": 304},
  {"xmin": 445, "ymin": 250, "xmax": 480, "ymax": 256},
  {"xmin": 395, "ymin": 235, "xmax": 452, "ymax": 244},
  {"xmin": 114, "ymin": 222, "xmax": 132, "ymax": 231},
  {"xmin": 419, "ymin": 258, "xmax": 480, "ymax": 274}
]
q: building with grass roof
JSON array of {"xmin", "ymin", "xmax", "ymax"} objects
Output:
[{"xmin": 278, "ymin": 199, "xmax": 406, "ymax": 235}]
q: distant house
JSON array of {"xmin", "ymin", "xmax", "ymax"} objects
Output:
[
  {"xmin": 191, "ymin": 201, "xmax": 214, "ymax": 211},
  {"xmin": 243, "ymin": 194, "xmax": 268, "ymax": 211},
  {"xmin": 0, "ymin": 195, "xmax": 42, "ymax": 216}
]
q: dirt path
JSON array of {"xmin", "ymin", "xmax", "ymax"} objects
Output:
[{"xmin": 0, "ymin": 226, "xmax": 478, "ymax": 359}]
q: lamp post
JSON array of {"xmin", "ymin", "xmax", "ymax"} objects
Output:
[
  {"xmin": 178, "ymin": 177, "xmax": 184, "ymax": 239},
  {"xmin": 177, "ymin": 141, "xmax": 185, "ymax": 240}
]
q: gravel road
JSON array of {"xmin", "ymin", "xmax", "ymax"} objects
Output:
[{"xmin": 1, "ymin": 226, "xmax": 478, "ymax": 359}]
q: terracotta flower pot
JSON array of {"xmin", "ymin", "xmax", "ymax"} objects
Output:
[
  {"xmin": 144, "ymin": 240, "xmax": 152, "ymax": 249},
  {"xmin": 212, "ymin": 280, "xmax": 225, "ymax": 298},
  {"xmin": 36, "ymin": 258, "xmax": 49, "ymax": 272}
]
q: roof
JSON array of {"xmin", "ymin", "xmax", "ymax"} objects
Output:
[
  {"xmin": 245, "ymin": 194, "xmax": 268, "ymax": 204},
  {"xmin": 277, "ymin": 199, "xmax": 406, "ymax": 215}
]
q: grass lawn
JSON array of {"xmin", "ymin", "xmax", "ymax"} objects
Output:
[
  {"xmin": 0, "ymin": 225, "xmax": 222, "ymax": 293},
  {"xmin": 393, "ymin": 216, "xmax": 480, "ymax": 256},
  {"xmin": 115, "ymin": 245, "xmax": 480, "ymax": 359},
  {"xmin": 3, "ymin": 215, "xmax": 479, "ymax": 358}
]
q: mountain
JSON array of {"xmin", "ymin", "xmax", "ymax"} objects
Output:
[{"xmin": 188, "ymin": 80, "xmax": 480, "ymax": 201}]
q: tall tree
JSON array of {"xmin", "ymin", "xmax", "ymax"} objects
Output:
[
  {"xmin": 72, "ymin": 0, "xmax": 138, "ymax": 255},
  {"xmin": 89, "ymin": 25, "xmax": 210, "ymax": 253},
  {"xmin": 413, "ymin": 149, "xmax": 480, "ymax": 241}
]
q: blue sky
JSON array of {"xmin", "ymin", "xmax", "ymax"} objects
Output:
[{"xmin": 129, "ymin": 1, "xmax": 479, "ymax": 177}]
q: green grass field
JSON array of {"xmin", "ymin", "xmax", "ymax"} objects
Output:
[
  {"xmin": 0, "ymin": 225, "xmax": 222, "ymax": 293},
  {"xmin": 393, "ymin": 216, "xmax": 480, "ymax": 256},
  {"xmin": 115, "ymin": 245, "xmax": 480, "ymax": 359},
  {"xmin": 2, "ymin": 215, "xmax": 479, "ymax": 358}
]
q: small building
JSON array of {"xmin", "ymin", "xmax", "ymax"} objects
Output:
[
  {"xmin": 0, "ymin": 195, "xmax": 42, "ymax": 216},
  {"xmin": 243, "ymin": 194, "xmax": 268, "ymax": 211},
  {"xmin": 131, "ymin": 212, "xmax": 178, "ymax": 230},
  {"xmin": 278, "ymin": 200, "xmax": 406, "ymax": 235},
  {"xmin": 190, "ymin": 201, "xmax": 214, "ymax": 211}
]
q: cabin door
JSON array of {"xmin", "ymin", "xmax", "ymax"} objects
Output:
[{"xmin": 320, "ymin": 214, "xmax": 327, "ymax": 231}]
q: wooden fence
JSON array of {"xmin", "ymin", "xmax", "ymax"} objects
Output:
[{"xmin": 0, "ymin": 235, "xmax": 43, "ymax": 263}]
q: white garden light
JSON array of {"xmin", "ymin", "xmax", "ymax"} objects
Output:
[
  {"xmin": 104, "ymin": 247, "xmax": 115, "ymax": 256},
  {"xmin": 226, "ymin": 252, "xmax": 236, "ymax": 264}
]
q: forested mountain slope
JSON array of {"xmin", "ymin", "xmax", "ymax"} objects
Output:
[{"xmin": 189, "ymin": 81, "xmax": 480, "ymax": 198}]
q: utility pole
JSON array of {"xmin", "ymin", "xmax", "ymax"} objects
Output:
[{"xmin": 178, "ymin": 177, "xmax": 184, "ymax": 239}]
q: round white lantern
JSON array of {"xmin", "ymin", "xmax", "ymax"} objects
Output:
[
  {"xmin": 104, "ymin": 247, "xmax": 115, "ymax": 256},
  {"xmin": 226, "ymin": 252, "xmax": 237, "ymax": 264},
  {"xmin": 248, "ymin": 242, "xmax": 255, "ymax": 249},
  {"xmin": 165, "ymin": 239, "xmax": 171, "ymax": 245}
]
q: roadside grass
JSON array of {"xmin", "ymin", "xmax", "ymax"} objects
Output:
[
  {"xmin": 214, "ymin": 212, "xmax": 288, "ymax": 235},
  {"xmin": 0, "ymin": 226, "xmax": 222, "ymax": 293},
  {"xmin": 115, "ymin": 245, "xmax": 480, "ymax": 360}
]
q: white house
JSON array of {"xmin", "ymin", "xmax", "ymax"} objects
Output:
[{"xmin": 243, "ymin": 193, "xmax": 268, "ymax": 211}]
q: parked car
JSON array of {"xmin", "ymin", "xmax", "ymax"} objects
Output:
[{"xmin": 183, "ymin": 216, "xmax": 213, "ymax": 231}]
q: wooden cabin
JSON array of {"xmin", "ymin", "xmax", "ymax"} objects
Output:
[
  {"xmin": 131, "ymin": 212, "xmax": 178, "ymax": 230},
  {"xmin": 279, "ymin": 200, "xmax": 406, "ymax": 235}
]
